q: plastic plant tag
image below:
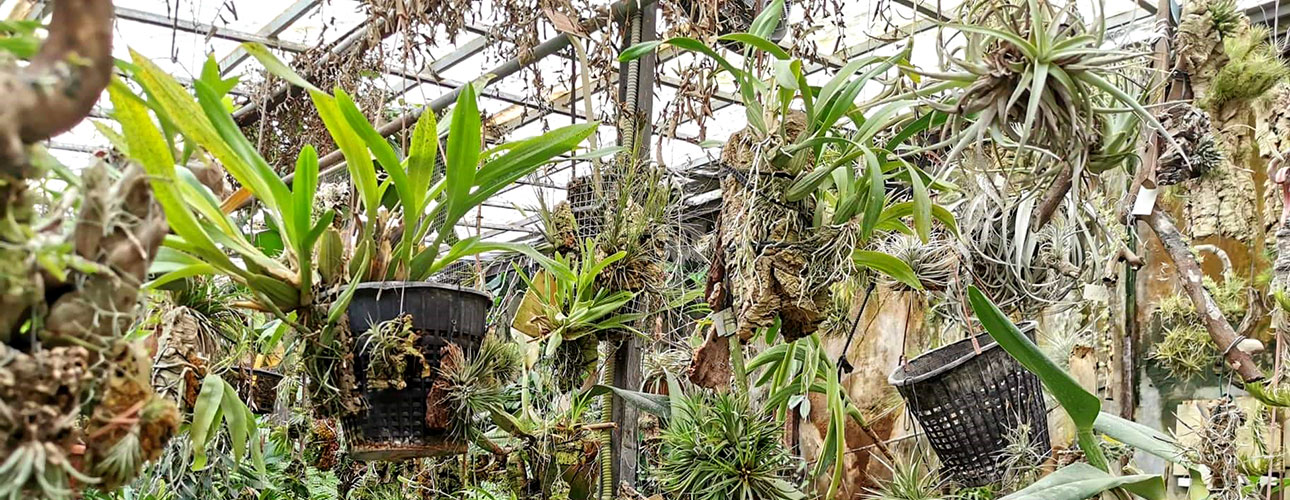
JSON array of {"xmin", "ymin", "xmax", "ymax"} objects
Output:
[
  {"xmin": 1131, "ymin": 186, "xmax": 1158, "ymax": 216},
  {"xmin": 712, "ymin": 309, "xmax": 736, "ymax": 338}
]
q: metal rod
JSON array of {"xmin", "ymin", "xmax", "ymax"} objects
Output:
[
  {"xmin": 224, "ymin": 0, "xmax": 654, "ymax": 212},
  {"xmin": 114, "ymin": 7, "xmax": 309, "ymax": 51}
]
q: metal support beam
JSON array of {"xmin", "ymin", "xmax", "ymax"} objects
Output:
[
  {"xmin": 386, "ymin": 34, "xmax": 491, "ymax": 99},
  {"xmin": 891, "ymin": 0, "xmax": 949, "ymax": 22},
  {"xmin": 223, "ymin": 0, "xmax": 654, "ymax": 212},
  {"xmin": 219, "ymin": 0, "xmax": 321, "ymax": 75},
  {"xmin": 114, "ymin": 7, "xmax": 310, "ymax": 52}
]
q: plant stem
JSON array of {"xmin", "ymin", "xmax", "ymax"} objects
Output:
[{"xmin": 730, "ymin": 334, "xmax": 748, "ymax": 395}]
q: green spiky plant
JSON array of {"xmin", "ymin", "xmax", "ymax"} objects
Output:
[
  {"xmin": 1203, "ymin": 24, "xmax": 1290, "ymax": 110},
  {"xmin": 658, "ymin": 391, "xmax": 804, "ymax": 500},
  {"xmin": 511, "ymin": 239, "xmax": 645, "ymax": 354},
  {"xmin": 866, "ymin": 453, "xmax": 951, "ymax": 500}
]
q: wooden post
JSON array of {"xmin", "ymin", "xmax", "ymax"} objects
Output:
[{"xmin": 608, "ymin": 0, "xmax": 657, "ymax": 492}]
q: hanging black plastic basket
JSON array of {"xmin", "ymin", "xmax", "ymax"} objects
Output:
[
  {"xmin": 342, "ymin": 281, "xmax": 491, "ymax": 461},
  {"xmin": 231, "ymin": 367, "xmax": 283, "ymax": 415},
  {"xmin": 887, "ymin": 322, "xmax": 1050, "ymax": 487}
]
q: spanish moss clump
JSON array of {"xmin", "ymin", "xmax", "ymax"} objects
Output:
[
  {"xmin": 1185, "ymin": 399, "xmax": 1248, "ymax": 499},
  {"xmin": 1204, "ymin": 25, "xmax": 1290, "ymax": 110}
]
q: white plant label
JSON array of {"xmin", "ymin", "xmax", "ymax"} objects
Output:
[{"xmin": 1131, "ymin": 186, "xmax": 1158, "ymax": 216}]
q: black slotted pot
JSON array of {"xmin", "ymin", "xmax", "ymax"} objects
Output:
[
  {"xmin": 342, "ymin": 281, "xmax": 491, "ymax": 461},
  {"xmin": 887, "ymin": 322, "xmax": 1051, "ymax": 486}
]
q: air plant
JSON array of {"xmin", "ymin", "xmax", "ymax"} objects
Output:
[
  {"xmin": 430, "ymin": 334, "xmax": 522, "ymax": 439},
  {"xmin": 1149, "ymin": 275, "xmax": 1247, "ymax": 380},
  {"xmin": 1203, "ymin": 25, "xmax": 1290, "ymax": 110},
  {"xmin": 1149, "ymin": 324, "xmax": 1220, "ymax": 380},
  {"xmin": 995, "ymin": 423, "xmax": 1046, "ymax": 492},
  {"xmin": 875, "ymin": 232, "xmax": 961, "ymax": 292},
  {"xmin": 866, "ymin": 453, "xmax": 951, "ymax": 500},
  {"xmin": 955, "ymin": 195, "xmax": 1087, "ymax": 315},
  {"xmin": 900, "ymin": 0, "xmax": 1182, "ymax": 218},
  {"xmin": 658, "ymin": 391, "xmax": 804, "ymax": 500},
  {"xmin": 359, "ymin": 314, "xmax": 430, "ymax": 390},
  {"xmin": 511, "ymin": 239, "xmax": 645, "ymax": 353},
  {"xmin": 1206, "ymin": 0, "xmax": 1244, "ymax": 37}
]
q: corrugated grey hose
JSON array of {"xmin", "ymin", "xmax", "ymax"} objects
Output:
[{"xmin": 600, "ymin": 11, "xmax": 645, "ymax": 500}]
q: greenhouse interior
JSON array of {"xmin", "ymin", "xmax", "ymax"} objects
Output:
[{"xmin": 9, "ymin": 0, "xmax": 1290, "ymax": 498}]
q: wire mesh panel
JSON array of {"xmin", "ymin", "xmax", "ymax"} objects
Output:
[
  {"xmin": 567, "ymin": 173, "xmax": 621, "ymax": 239},
  {"xmin": 888, "ymin": 323, "xmax": 1050, "ymax": 486}
]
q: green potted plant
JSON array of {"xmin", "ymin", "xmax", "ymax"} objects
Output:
[
  {"xmin": 117, "ymin": 42, "xmax": 597, "ymax": 460},
  {"xmin": 622, "ymin": 0, "xmax": 951, "ymax": 344}
]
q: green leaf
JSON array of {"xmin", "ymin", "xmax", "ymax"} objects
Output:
[
  {"xmin": 407, "ymin": 108, "xmax": 439, "ymax": 208},
  {"xmin": 220, "ymin": 380, "xmax": 249, "ymax": 462},
  {"xmin": 132, "ymin": 50, "xmax": 283, "ymax": 216},
  {"xmin": 1021, "ymin": 61, "xmax": 1050, "ymax": 148},
  {"xmin": 1093, "ymin": 412, "xmax": 1189, "ymax": 466},
  {"xmin": 999, "ymin": 463, "xmax": 1164, "ymax": 500},
  {"xmin": 588, "ymin": 385, "xmax": 671, "ymax": 418},
  {"xmin": 747, "ymin": 0, "xmax": 784, "ymax": 39},
  {"xmin": 242, "ymin": 42, "xmax": 320, "ymax": 92},
  {"xmin": 292, "ymin": 146, "xmax": 319, "ymax": 258},
  {"xmin": 618, "ymin": 40, "xmax": 665, "ymax": 62},
  {"xmin": 199, "ymin": 53, "xmax": 239, "ymax": 98},
  {"xmin": 952, "ymin": 24, "xmax": 1039, "ymax": 59},
  {"xmin": 312, "ymin": 91, "xmax": 381, "ymax": 230},
  {"xmin": 440, "ymin": 82, "xmax": 482, "ymax": 248},
  {"xmin": 253, "ymin": 229, "xmax": 284, "ymax": 257},
  {"xmin": 852, "ymin": 250, "xmax": 921, "ymax": 290},
  {"xmin": 190, "ymin": 373, "xmax": 225, "ymax": 470},
  {"xmin": 337, "ymin": 89, "xmax": 413, "ymax": 215},
  {"xmin": 716, "ymin": 33, "xmax": 790, "ymax": 59},
  {"xmin": 860, "ymin": 149, "xmax": 885, "ymax": 238},
  {"xmin": 907, "ymin": 163, "xmax": 931, "ymax": 243}
]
